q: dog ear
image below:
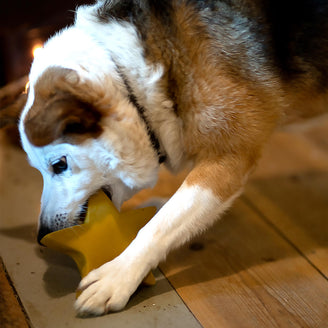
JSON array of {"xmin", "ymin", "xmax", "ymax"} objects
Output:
[
  {"xmin": 24, "ymin": 68, "xmax": 104, "ymax": 147},
  {"xmin": 24, "ymin": 94, "xmax": 103, "ymax": 146}
]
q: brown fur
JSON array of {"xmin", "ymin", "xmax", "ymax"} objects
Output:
[
  {"xmin": 133, "ymin": 0, "xmax": 327, "ymax": 199},
  {"xmin": 24, "ymin": 67, "xmax": 107, "ymax": 146},
  {"xmin": 128, "ymin": 1, "xmax": 282, "ymax": 199}
]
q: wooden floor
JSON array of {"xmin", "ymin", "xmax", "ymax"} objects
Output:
[
  {"xmin": 1, "ymin": 114, "xmax": 328, "ymax": 327},
  {"xmin": 125, "ymin": 116, "xmax": 328, "ymax": 328}
]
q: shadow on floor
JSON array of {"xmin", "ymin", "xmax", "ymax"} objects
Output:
[{"xmin": 0, "ymin": 224, "xmax": 37, "ymax": 243}]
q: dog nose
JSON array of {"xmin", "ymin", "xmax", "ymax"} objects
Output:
[{"xmin": 37, "ymin": 225, "xmax": 53, "ymax": 245}]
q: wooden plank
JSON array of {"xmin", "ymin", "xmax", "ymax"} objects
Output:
[
  {"xmin": 245, "ymin": 116, "xmax": 328, "ymax": 278},
  {"xmin": 160, "ymin": 198, "xmax": 328, "ymax": 328},
  {"xmin": 284, "ymin": 114, "xmax": 328, "ymax": 154},
  {"xmin": 0, "ymin": 258, "xmax": 30, "ymax": 328},
  {"xmin": 252, "ymin": 131, "xmax": 328, "ymax": 180},
  {"xmin": 246, "ymin": 172, "xmax": 328, "ymax": 279}
]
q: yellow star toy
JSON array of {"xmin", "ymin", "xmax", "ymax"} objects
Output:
[{"xmin": 41, "ymin": 190, "xmax": 157, "ymax": 290}]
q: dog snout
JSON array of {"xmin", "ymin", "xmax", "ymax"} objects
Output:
[
  {"xmin": 37, "ymin": 224, "xmax": 53, "ymax": 245},
  {"xmin": 37, "ymin": 212, "xmax": 58, "ymax": 245},
  {"xmin": 37, "ymin": 211, "xmax": 75, "ymax": 244}
]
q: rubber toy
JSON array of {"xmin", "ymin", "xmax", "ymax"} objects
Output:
[{"xmin": 41, "ymin": 190, "xmax": 157, "ymax": 288}]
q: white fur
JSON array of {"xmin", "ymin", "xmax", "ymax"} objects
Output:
[{"xmin": 21, "ymin": 137, "xmax": 158, "ymax": 231}]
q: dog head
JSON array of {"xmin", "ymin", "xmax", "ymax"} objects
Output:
[{"xmin": 19, "ymin": 48, "xmax": 160, "ymax": 243}]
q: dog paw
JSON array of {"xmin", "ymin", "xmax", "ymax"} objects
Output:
[{"xmin": 75, "ymin": 259, "xmax": 142, "ymax": 316}]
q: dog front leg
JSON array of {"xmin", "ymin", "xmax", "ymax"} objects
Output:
[{"xmin": 75, "ymin": 154, "xmax": 255, "ymax": 316}]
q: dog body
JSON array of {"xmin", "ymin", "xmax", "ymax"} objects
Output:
[{"xmin": 19, "ymin": 0, "xmax": 328, "ymax": 316}]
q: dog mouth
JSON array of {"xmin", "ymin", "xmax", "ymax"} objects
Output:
[
  {"xmin": 101, "ymin": 185, "xmax": 113, "ymax": 201},
  {"xmin": 77, "ymin": 200, "xmax": 89, "ymax": 224},
  {"xmin": 77, "ymin": 186, "xmax": 112, "ymax": 224}
]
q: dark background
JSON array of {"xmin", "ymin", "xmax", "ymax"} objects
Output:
[{"xmin": 0, "ymin": 0, "xmax": 94, "ymax": 87}]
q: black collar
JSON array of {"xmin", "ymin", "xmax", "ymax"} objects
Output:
[{"xmin": 116, "ymin": 66, "xmax": 166, "ymax": 164}]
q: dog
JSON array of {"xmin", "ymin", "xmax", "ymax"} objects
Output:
[{"xmin": 18, "ymin": 0, "xmax": 328, "ymax": 316}]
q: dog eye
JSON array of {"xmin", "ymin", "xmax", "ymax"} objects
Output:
[{"xmin": 52, "ymin": 156, "xmax": 68, "ymax": 174}]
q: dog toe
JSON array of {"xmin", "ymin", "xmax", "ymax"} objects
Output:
[
  {"xmin": 75, "ymin": 286, "xmax": 109, "ymax": 316},
  {"xmin": 75, "ymin": 287, "xmax": 128, "ymax": 316},
  {"xmin": 78, "ymin": 270, "xmax": 99, "ymax": 292}
]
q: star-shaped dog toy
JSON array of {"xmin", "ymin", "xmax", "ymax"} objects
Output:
[{"xmin": 41, "ymin": 190, "xmax": 157, "ymax": 289}]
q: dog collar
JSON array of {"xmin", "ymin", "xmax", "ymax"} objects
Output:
[{"xmin": 115, "ymin": 65, "xmax": 167, "ymax": 164}]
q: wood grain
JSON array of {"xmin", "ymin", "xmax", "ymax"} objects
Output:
[
  {"xmin": 0, "ymin": 258, "xmax": 30, "ymax": 328},
  {"xmin": 160, "ymin": 198, "xmax": 328, "ymax": 328}
]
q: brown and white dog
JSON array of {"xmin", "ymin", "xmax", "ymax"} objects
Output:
[{"xmin": 19, "ymin": 0, "xmax": 328, "ymax": 316}]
